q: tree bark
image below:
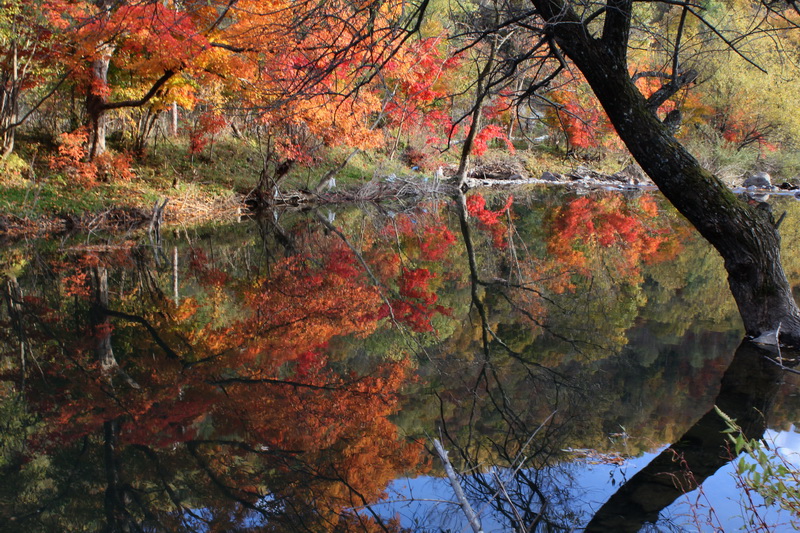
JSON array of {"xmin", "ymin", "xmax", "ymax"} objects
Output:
[
  {"xmin": 170, "ymin": 101, "xmax": 178, "ymax": 137},
  {"xmin": 91, "ymin": 266, "xmax": 116, "ymax": 372},
  {"xmin": 0, "ymin": 40, "xmax": 20, "ymax": 158},
  {"xmin": 531, "ymin": 0, "xmax": 800, "ymax": 344},
  {"xmin": 456, "ymin": 38, "xmax": 497, "ymax": 190},
  {"xmin": 103, "ymin": 419, "xmax": 132, "ymax": 533},
  {"xmin": 4, "ymin": 277, "xmax": 27, "ymax": 389},
  {"xmin": 87, "ymin": 46, "xmax": 113, "ymax": 160},
  {"xmin": 433, "ymin": 438, "xmax": 485, "ymax": 533},
  {"xmin": 85, "ymin": 42, "xmax": 175, "ymax": 160}
]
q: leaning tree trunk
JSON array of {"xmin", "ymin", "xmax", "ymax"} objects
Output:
[{"xmin": 535, "ymin": 1, "xmax": 800, "ymax": 344}]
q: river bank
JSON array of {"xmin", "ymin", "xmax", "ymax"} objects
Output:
[{"xmin": 0, "ymin": 156, "xmax": 792, "ymax": 242}]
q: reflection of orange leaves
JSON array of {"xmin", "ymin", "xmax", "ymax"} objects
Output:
[
  {"xmin": 380, "ymin": 211, "xmax": 458, "ymax": 265},
  {"xmin": 337, "ymin": 514, "xmax": 408, "ymax": 532},
  {"xmin": 206, "ymin": 356, "xmax": 422, "ymax": 517},
  {"xmin": 382, "ymin": 299, "xmax": 451, "ymax": 332},
  {"xmin": 58, "ymin": 253, "xmax": 102, "ymax": 299},
  {"xmin": 242, "ymin": 241, "xmax": 384, "ymax": 364},
  {"xmin": 548, "ymin": 194, "xmax": 676, "ymax": 280},
  {"xmin": 93, "ymin": 322, "xmax": 113, "ymax": 340},
  {"xmin": 382, "ymin": 267, "xmax": 451, "ymax": 332},
  {"xmin": 639, "ymin": 195, "xmax": 659, "ymax": 217},
  {"xmin": 372, "ymin": 248, "xmax": 402, "ymax": 281},
  {"xmin": 19, "ymin": 210, "xmax": 431, "ymax": 526},
  {"xmin": 420, "ymin": 224, "xmax": 456, "ymax": 261},
  {"xmin": 467, "ymin": 194, "xmax": 513, "ymax": 225},
  {"xmin": 62, "ymin": 270, "xmax": 92, "ymax": 299},
  {"xmin": 173, "ymin": 297, "xmax": 199, "ymax": 321},
  {"xmin": 188, "ymin": 248, "xmax": 228, "ymax": 287},
  {"xmin": 466, "ymin": 193, "xmax": 513, "ymax": 248},
  {"xmin": 398, "ymin": 267, "xmax": 436, "ymax": 304}
]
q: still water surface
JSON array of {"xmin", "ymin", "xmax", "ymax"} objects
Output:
[{"xmin": 1, "ymin": 189, "xmax": 799, "ymax": 531}]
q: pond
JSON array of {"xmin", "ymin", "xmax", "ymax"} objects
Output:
[{"xmin": 1, "ymin": 189, "xmax": 799, "ymax": 532}]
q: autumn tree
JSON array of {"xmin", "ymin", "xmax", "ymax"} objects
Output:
[{"xmin": 0, "ymin": 0, "xmax": 64, "ymax": 158}]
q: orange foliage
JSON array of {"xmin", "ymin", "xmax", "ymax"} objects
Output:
[
  {"xmin": 472, "ymin": 124, "xmax": 515, "ymax": 157},
  {"xmin": 49, "ymin": 129, "xmax": 98, "ymax": 187},
  {"xmin": 187, "ymin": 111, "xmax": 228, "ymax": 155},
  {"xmin": 21, "ymin": 233, "xmax": 430, "ymax": 523},
  {"xmin": 49, "ymin": 128, "xmax": 136, "ymax": 187},
  {"xmin": 466, "ymin": 193, "xmax": 514, "ymax": 248},
  {"xmin": 547, "ymin": 70, "xmax": 623, "ymax": 151},
  {"xmin": 547, "ymin": 194, "xmax": 678, "ymax": 281},
  {"xmin": 383, "ymin": 36, "xmax": 461, "ymax": 157}
]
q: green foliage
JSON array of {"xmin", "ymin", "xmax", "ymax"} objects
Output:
[
  {"xmin": 0, "ymin": 153, "xmax": 30, "ymax": 185},
  {"xmin": 718, "ymin": 406, "xmax": 800, "ymax": 521},
  {"xmin": 682, "ymin": 125, "xmax": 763, "ymax": 184}
]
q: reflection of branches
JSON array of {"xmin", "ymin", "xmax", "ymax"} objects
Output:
[
  {"xmin": 584, "ymin": 341, "xmax": 784, "ymax": 532},
  {"xmin": 186, "ymin": 442, "xmax": 269, "ymax": 517},
  {"xmin": 329, "ymin": 469, "xmax": 394, "ymax": 533},
  {"xmin": 211, "ymin": 376, "xmax": 352, "ymax": 392},
  {"xmin": 414, "ymin": 193, "xmax": 607, "ymax": 531},
  {"xmin": 454, "ymin": 193, "xmax": 587, "ymax": 381},
  {"xmin": 102, "ymin": 307, "xmax": 181, "ymax": 361},
  {"xmin": 12, "ymin": 297, "xmax": 137, "ymax": 417},
  {"xmin": 433, "ymin": 438, "xmax": 484, "ymax": 533},
  {"xmin": 5, "ymin": 436, "xmax": 90, "ymax": 524},
  {"xmin": 430, "ymin": 406, "xmax": 573, "ymax": 531},
  {"xmin": 103, "ymin": 419, "xmax": 161, "ymax": 533},
  {"xmin": 131, "ymin": 444, "xmax": 213, "ymax": 528},
  {"xmin": 315, "ymin": 210, "xmax": 398, "ymax": 324},
  {"xmin": 495, "ymin": 290, "xmax": 603, "ymax": 355},
  {"xmin": 456, "ymin": 194, "xmax": 492, "ymax": 358}
]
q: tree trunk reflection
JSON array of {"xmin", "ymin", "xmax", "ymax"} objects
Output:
[{"xmin": 585, "ymin": 341, "xmax": 785, "ymax": 532}]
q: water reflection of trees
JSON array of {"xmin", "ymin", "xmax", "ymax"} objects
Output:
[
  {"xmin": 0, "ymin": 218, "xmax": 429, "ymax": 532},
  {"xmin": 2, "ymin": 191, "xmax": 800, "ymax": 531},
  {"xmin": 392, "ymin": 191, "xmax": 800, "ymax": 531},
  {"xmin": 586, "ymin": 341, "xmax": 788, "ymax": 532}
]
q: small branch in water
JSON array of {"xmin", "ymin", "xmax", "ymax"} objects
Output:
[
  {"xmin": 432, "ymin": 438, "xmax": 484, "ymax": 533},
  {"xmin": 761, "ymin": 354, "xmax": 800, "ymax": 375},
  {"xmin": 775, "ymin": 211, "xmax": 787, "ymax": 230}
]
